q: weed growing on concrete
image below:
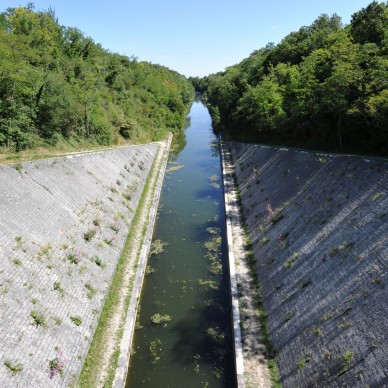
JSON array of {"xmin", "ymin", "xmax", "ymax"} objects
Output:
[
  {"xmin": 341, "ymin": 350, "xmax": 353, "ymax": 372},
  {"xmin": 14, "ymin": 236, "xmax": 22, "ymax": 246},
  {"xmin": 13, "ymin": 163, "xmax": 23, "ymax": 171},
  {"xmin": 40, "ymin": 244, "xmax": 51, "ymax": 256},
  {"xmin": 277, "ymin": 231, "xmax": 289, "ymax": 241},
  {"xmin": 70, "ymin": 316, "xmax": 82, "ymax": 326},
  {"xmin": 313, "ymin": 327, "xmax": 323, "ymax": 337},
  {"xmin": 85, "ymin": 283, "xmax": 96, "ymax": 299},
  {"xmin": 284, "ymin": 252, "xmax": 300, "ymax": 268},
  {"xmin": 267, "ymin": 360, "xmax": 281, "ymax": 388},
  {"xmin": 94, "ymin": 256, "xmax": 105, "ymax": 268},
  {"xmin": 104, "ymin": 237, "xmax": 115, "ymax": 246},
  {"xmin": 93, "ymin": 218, "xmax": 101, "ymax": 227},
  {"xmin": 337, "ymin": 319, "xmax": 352, "ymax": 330},
  {"xmin": 83, "ymin": 229, "xmax": 96, "ymax": 242},
  {"xmin": 48, "ymin": 349, "xmax": 66, "ymax": 379},
  {"xmin": 340, "ymin": 241, "xmax": 353, "ymax": 250},
  {"xmin": 320, "ymin": 312, "xmax": 332, "ymax": 321},
  {"xmin": 297, "ymin": 350, "xmax": 312, "ymax": 370},
  {"xmin": 329, "ymin": 241, "xmax": 353, "ymax": 257},
  {"xmin": 298, "ymin": 279, "xmax": 311, "ymax": 288},
  {"xmin": 53, "ymin": 281, "xmax": 64, "ymax": 297},
  {"xmin": 53, "ymin": 317, "xmax": 62, "ymax": 326},
  {"xmin": 328, "ymin": 247, "xmax": 339, "ymax": 256},
  {"xmin": 0, "ymin": 287, "xmax": 8, "ymax": 295},
  {"xmin": 109, "ymin": 223, "xmax": 120, "ymax": 233},
  {"xmin": 266, "ymin": 204, "xmax": 283, "ymax": 224},
  {"xmin": 31, "ymin": 310, "xmax": 46, "ymax": 327},
  {"xmin": 261, "ymin": 237, "xmax": 270, "ymax": 245},
  {"xmin": 372, "ymin": 192, "xmax": 384, "ymax": 201},
  {"xmin": 4, "ymin": 360, "xmax": 23, "ymax": 375},
  {"xmin": 12, "ymin": 258, "xmax": 21, "ymax": 266},
  {"xmin": 283, "ymin": 312, "xmax": 295, "ymax": 323},
  {"xmin": 122, "ymin": 193, "xmax": 131, "ymax": 201},
  {"xmin": 67, "ymin": 251, "xmax": 80, "ymax": 264}
]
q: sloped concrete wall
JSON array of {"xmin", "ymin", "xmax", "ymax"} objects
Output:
[
  {"xmin": 228, "ymin": 142, "xmax": 387, "ymax": 387},
  {"xmin": 0, "ymin": 144, "xmax": 159, "ymax": 387}
]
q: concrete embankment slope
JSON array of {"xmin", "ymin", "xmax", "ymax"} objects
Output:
[
  {"xmin": 0, "ymin": 143, "xmax": 164, "ymax": 387},
  {"xmin": 227, "ymin": 142, "xmax": 387, "ymax": 387}
]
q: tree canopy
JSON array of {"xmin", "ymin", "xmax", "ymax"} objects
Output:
[
  {"xmin": 0, "ymin": 6, "xmax": 194, "ymax": 151},
  {"xmin": 194, "ymin": 1, "xmax": 388, "ymax": 156}
]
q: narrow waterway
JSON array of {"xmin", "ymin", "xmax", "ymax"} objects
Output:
[{"xmin": 126, "ymin": 99, "xmax": 236, "ymax": 387}]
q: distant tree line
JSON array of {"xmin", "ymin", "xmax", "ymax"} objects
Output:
[
  {"xmin": 0, "ymin": 5, "xmax": 194, "ymax": 151},
  {"xmin": 192, "ymin": 1, "xmax": 388, "ymax": 156}
]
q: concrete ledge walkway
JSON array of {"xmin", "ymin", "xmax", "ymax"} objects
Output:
[
  {"xmin": 221, "ymin": 138, "xmax": 271, "ymax": 388},
  {"xmin": 112, "ymin": 134, "xmax": 172, "ymax": 387}
]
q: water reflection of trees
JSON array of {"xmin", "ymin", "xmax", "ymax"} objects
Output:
[{"xmin": 169, "ymin": 126, "xmax": 188, "ymax": 162}]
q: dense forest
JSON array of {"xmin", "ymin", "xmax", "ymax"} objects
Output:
[
  {"xmin": 193, "ymin": 1, "xmax": 388, "ymax": 156},
  {"xmin": 0, "ymin": 5, "xmax": 194, "ymax": 152}
]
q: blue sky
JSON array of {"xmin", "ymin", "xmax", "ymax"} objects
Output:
[{"xmin": 3, "ymin": 0, "xmax": 374, "ymax": 77}]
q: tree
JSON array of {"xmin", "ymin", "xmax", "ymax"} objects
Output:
[{"xmin": 350, "ymin": 1, "xmax": 388, "ymax": 45}]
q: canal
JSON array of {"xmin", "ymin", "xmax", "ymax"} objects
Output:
[{"xmin": 126, "ymin": 99, "xmax": 236, "ymax": 387}]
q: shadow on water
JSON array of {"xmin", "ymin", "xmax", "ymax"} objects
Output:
[{"xmin": 126, "ymin": 100, "xmax": 236, "ymax": 388}]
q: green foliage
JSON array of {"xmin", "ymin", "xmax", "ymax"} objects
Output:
[
  {"xmin": 53, "ymin": 281, "xmax": 64, "ymax": 297},
  {"xmin": 350, "ymin": 1, "xmax": 388, "ymax": 45},
  {"xmin": 297, "ymin": 350, "xmax": 312, "ymax": 370},
  {"xmin": 69, "ymin": 316, "xmax": 82, "ymax": 326},
  {"xmin": 31, "ymin": 310, "xmax": 46, "ymax": 327},
  {"xmin": 83, "ymin": 229, "xmax": 96, "ymax": 242},
  {"xmin": 197, "ymin": 2, "xmax": 388, "ymax": 155},
  {"xmin": 84, "ymin": 283, "xmax": 96, "ymax": 299},
  {"xmin": 0, "ymin": 7, "xmax": 193, "ymax": 152},
  {"xmin": 284, "ymin": 252, "xmax": 300, "ymax": 268},
  {"xmin": 4, "ymin": 360, "xmax": 23, "ymax": 375},
  {"xmin": 341, "ymin": 350, "xmax": 353, "ymax": 371}
]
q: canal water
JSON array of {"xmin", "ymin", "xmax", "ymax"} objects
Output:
[{"xmin": 126, "ymin": 99, "xmax": 236, "ymax": 388}]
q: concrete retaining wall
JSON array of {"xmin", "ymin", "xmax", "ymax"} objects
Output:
[
  {"xmin": 113, "ymin": 134, "xmax": 172, "ymax": 387},
  {"xmin": 227, "ymin": 142, "xmax": 387, "ymax": 387},
  {"xmin": 0, "ymin": 144, "xmax": 159, "ymax": 387}
]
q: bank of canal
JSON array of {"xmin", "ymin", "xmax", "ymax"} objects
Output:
[{"xmin": 126, "ymin": 100, "xmax": 236, "ymax": 387}]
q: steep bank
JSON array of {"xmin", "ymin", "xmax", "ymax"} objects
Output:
[
  {"xmin": 226, "ymin": 142, "xmax": 387, "ymax": 387},
  {"xmin": 0, "ymin": 141, "xmax": 168, "ymax": 387}
]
